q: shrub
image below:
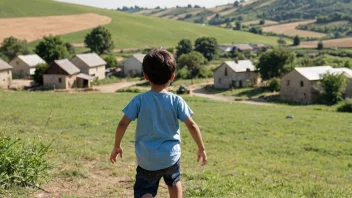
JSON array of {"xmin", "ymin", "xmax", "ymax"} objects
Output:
[
  {"xmin": 0, "ymin": 133, "xmax": 52, "ymax": 189},
  {"xmin": 268, "ymin": 78, "xmax": 281, "ymax": 92},
  {"xmin": 337, "ymin": 101, "xmax": 352, "ymax": 113}
]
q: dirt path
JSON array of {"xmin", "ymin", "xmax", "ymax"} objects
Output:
[
  {"xmin": 0, "ymin": 13, "xmax": 111, "ymax": 42},
  {"xmin": 189, "ymin": 84, "xmax": 276, "ymax": 106},
  {"xmin": 93, "ymin": 81, "xmax": 145, "ymax": 93}
]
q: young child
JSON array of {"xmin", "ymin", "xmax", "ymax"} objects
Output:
[{"xmin": 110, "ymin": 48, "xmax": 207, "ymax": 198}]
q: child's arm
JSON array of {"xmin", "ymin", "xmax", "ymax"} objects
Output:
[
  {"xmin": 184, "ymin": 117, "xmax": 207, "ymax": 166},
  {"xmin": 110, "ymin": 115, "xmax": 132, "ymax": 164}
]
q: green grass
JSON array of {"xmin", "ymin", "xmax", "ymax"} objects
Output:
[
  {"xmin": 0, "ymin": 92, "xmax": 351, "ymax": 197},
  {"xmin": 0, "ymin": 0, "xmax": 287, "ymax": 49}
]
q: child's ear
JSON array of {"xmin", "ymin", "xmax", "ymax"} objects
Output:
[
  {"xmin": 169, "ymin": 73, "xmax": 176, "ymax": 82},
  {"xmin": 143, "ymin": 73, "xmax": 150, "ymax": 81}
]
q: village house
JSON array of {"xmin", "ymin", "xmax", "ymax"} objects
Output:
[
  {"xmin": 0, "ymin": 58, "xmax": 13, "ymax": 89},
  {"xmin": 9, "ymin": 54, "xmax": 46, "ymax": 79},
  {"xmin": 213, "ymin": 60, "xmax": 261, "ymax": 89},
  {"xmin": 280, "ymin": 66, "xmax": 352, "ymax": 103},
  {"xmin": 121, "ymin": 54, "xmax": 146, "ymax": 76},
  {"xmin": 43, "ymin": 59, "xmax": 94, "ymax": 89},
  {"xmin": 219, "ymin": 44, "xmax": 254, "ymax": 53},
  {"xmin": 70, "ymin": 53, "xmax": 106, "ymax": 80}
]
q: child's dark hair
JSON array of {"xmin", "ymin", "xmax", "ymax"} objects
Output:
[{"xmin": 142, "ymin": 48, "xmax": 176, "ymax": 85}]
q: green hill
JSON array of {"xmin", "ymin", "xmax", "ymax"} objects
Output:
[{"xmin": 0, "ymin": 0, "xmax": 284, "ymax": 48}]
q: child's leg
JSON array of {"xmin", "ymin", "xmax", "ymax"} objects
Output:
[
  {"xmin": 168, "ymin": 181, "xmax": 182, "ymax": 198},
  {"xmin": 141, "ymin": 194, "xmax": 153, "ymax": 198}
]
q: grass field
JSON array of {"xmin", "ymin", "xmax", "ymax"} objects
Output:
[
  {"xmin": 1, "ymin": 92, "xmax": 352, "ymax": 197},
  {"xmin": 263, "ymin": 20, "xmax": 327, "ymax": 38},
  {"xmin": 0, "ymin": 0, "xmax": 284, "ymax": 49}
]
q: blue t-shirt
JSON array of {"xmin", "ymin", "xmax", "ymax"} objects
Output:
[{"xmin": 123, "ymin": 91, "xmax": 193, "ymax": 171}]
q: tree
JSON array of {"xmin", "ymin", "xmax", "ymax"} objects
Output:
[
  {"xmin": 235, "ymin": 22, "xmax": 241, "ymax": 30},
  {"xmin": 259, "ymin": 20, "xmax": 265, "ymax": 25},
  {"xmin": 293, "ymin": 35, "xmax": 301, "ymax": 46},
  {"xmin": 177, "ymin": 51, "xmax": 208, "ymax": 79},
  {"xmin": 65, "ymin": 42, "xmax": 75, "ymax": 56},
  {"xmin": 277, "ymin": 38, "xmax": 287, "ymax": 46},
  {"xmin": 176, "ymin": 39, "xmax": 192, "ymax": 58},
  {"xmin": 194, "ymin": 37, "xmax": 218, "ymax": 61},
  {"xmin": 317, "ymin": 41, "xmax": 324, "ymax": 50},
  {"xmin": 257, "ymin": 48, "xmax": 296, "ymax": 80},
  {"xmin": 234, "ymin": 1, "xmax": 239, "ymax": 7},
  {"xmin": 268, "ymin": 78, "xmax": 281, "ymax": 92},
  {"xmin": 84, "ymin": 26, "xmax": 115, "ymax": 55},
  {"xmin": 34, "ymin": 35, "xmax": 70, "ymax": 63},
  {"xmin": 103, "ymin": 55, "xmax": 118, "ymax": 68},
  {"xmin": 0, "ymin": 37, "xmax": 29, "ymax": 61},
  {"xmin": 33, "ymin": 63, "xmax": 49, "ymax": 85},
  {"xmin": 321, "ymin": 72, "xmax": 348, "ymax": 104}
]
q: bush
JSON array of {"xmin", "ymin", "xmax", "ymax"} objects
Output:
[
  {"xmin": 337, "ymin": 101, "xmax": 352, "ymax": 113},
  {"xmin": 268, "ymin": 78, "xmax": 281, "ymax": 92},
  {"xmin": 0, "ymin": 134, "xmax": 52, "ymax": 189},
  {"xmin": 33, "ymin": 63, "xmax": 49, "ymax": 85}
]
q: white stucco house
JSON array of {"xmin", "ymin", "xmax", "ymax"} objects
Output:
[
  {"xmin": 70, "ymin": 53, "xmax": 107, "ymax": 80},
  {"xmin": 0, "ymin": 58, "xmax": 13, "ymax": 89},
  {"xmin": 214, "ymin": 60, "xmax": 261, "ymax": 89},
  {"xmin": 9, "ymin": 54, "xmax": 46, "ymax": 79},
  {"xmin": 121, "ymin": 54, "xmax": 146, "ymax": 76}
]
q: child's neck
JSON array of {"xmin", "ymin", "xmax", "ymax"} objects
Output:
[{"xmin": 150, "ymin": 83, "xmax": 169, "ymax": 93}]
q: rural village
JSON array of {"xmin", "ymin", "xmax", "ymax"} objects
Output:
[{"xmin": 0, "ymin": 0, "xmax": 352, "ymax": 197}]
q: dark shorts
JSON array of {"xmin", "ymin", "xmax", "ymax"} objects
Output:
[{"xmin": 134, "ymin": 159, "xmax": 181, "ymax": 198}]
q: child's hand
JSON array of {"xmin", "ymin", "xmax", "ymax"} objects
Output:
[
  {"xmin": 110, "ymin": 147, "xmax": 123, "ymax": 164},
  {"xmin": 197, "ymin": 149, "xmax": 207, "ymax": 166}
]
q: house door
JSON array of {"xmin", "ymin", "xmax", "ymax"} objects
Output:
[
  {"xmin": 239, "ymin": 80, "xmax": 243, "ymax": 88},
  {"xmin": 231, "ymin": 80, "xmax": 236, "ymax": 88},
  {"xmin": 83, "ymin": 80, "xmax": 89, "ymax": 88}
]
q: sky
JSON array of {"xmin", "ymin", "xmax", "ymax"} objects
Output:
[{"xmin": 56, "ymin": 0, "xmax": 234, "ymax": 9}]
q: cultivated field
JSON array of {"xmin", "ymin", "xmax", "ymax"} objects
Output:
[
  {"xmin": 263, "ymin": 20, "xmax": 327, "ymax": 38},
  {"xmin": 0, "ymin": 13, "xmax": 111, "ymax": 42},
  {"xmin": 1, "ymin": 92, "xmax": 351, "ymax": 197},
  {"xmin": 208, "ymin": 4, "xmax": 232, "ymax": 13},
  {"xmin": 0, "ymin": 0, "xmax": 285, "ymax": 48},
  {"xmin": 242, "ymin": 20, "xmax": 279, "ymax": 26},
  {"xmin": 219, "ymin": 7, "xmax": 238, "ymax": 16},
  {"xmin": 298, "ymin": 37, "xmax": 352, "ymax": 48}
]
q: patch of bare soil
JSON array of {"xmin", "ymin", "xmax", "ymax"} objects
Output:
[
  {"xmin": 298, "ymin": 37, "xmax": 352, "ymax": 48},
  {"xmin": 0, "ymin": 13, "xmax": 111, "ymax": 42},
  {"xmin": 262, "ymin": 20, "xmax": 326, "ymax": 38},
  {"xmin": 33, "ymin": 161, "xmax": 168, "ymax": 198}
]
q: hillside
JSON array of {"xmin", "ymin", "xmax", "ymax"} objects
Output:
[
  {"xmin": 124, "ymin": 0, "xmax": 352, "ymax": 43},
  {"xmin": 0, "ymin": 0, "xmax": 283, "ymax": 49}
]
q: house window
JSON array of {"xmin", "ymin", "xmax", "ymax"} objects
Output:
[
  {"xmin": 7, "ymin": 71, "xmax": 9, "ymax": 75},
  {"xmin": 300, "ymin": 81, "xmax": 304, "ymax": 87},
  {"xmin": 225, "ymin": 67, "xmax": 228, "ymax": 76},
  {"xmin": 287, "ymin": 80, "xmax": 290, "ymax": 86},
  {"xmin": 218, "ymin": 78, "xmax": 222, "ymax": 84},
  {"xmin": 58, "ymin": 78, "xmax": 62, "ymax": 83},
  {"xmin": 16, "ymin": 61, "xmax": 19, "ymax": 65}
]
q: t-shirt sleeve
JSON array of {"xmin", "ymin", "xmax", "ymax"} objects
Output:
[
  {"xmin": 122, "ymin": 96, "xmax": 141, "ymax": 121},
  {"xmin": 177, "ymin": 97, "xmax": 194, "ymax": 121}
]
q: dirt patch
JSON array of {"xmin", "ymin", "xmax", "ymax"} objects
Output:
[
  {"xmin": 33, "ymin": 161, "xmax": 168, "ymax": 198},
  {"xmin": 262, "ymin": 20, "xmax": 326, "ymax": 38},
  {"xmin": 0, "ymin": 13, "xmax": 111, "ymax": 42},
  {"xmin": 298, "ymin": 37, "xmax": 352, "ymax": 48},
  {"xmin": 93, "ymin": 81, "xmax": 145, "ymax": 93}
]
